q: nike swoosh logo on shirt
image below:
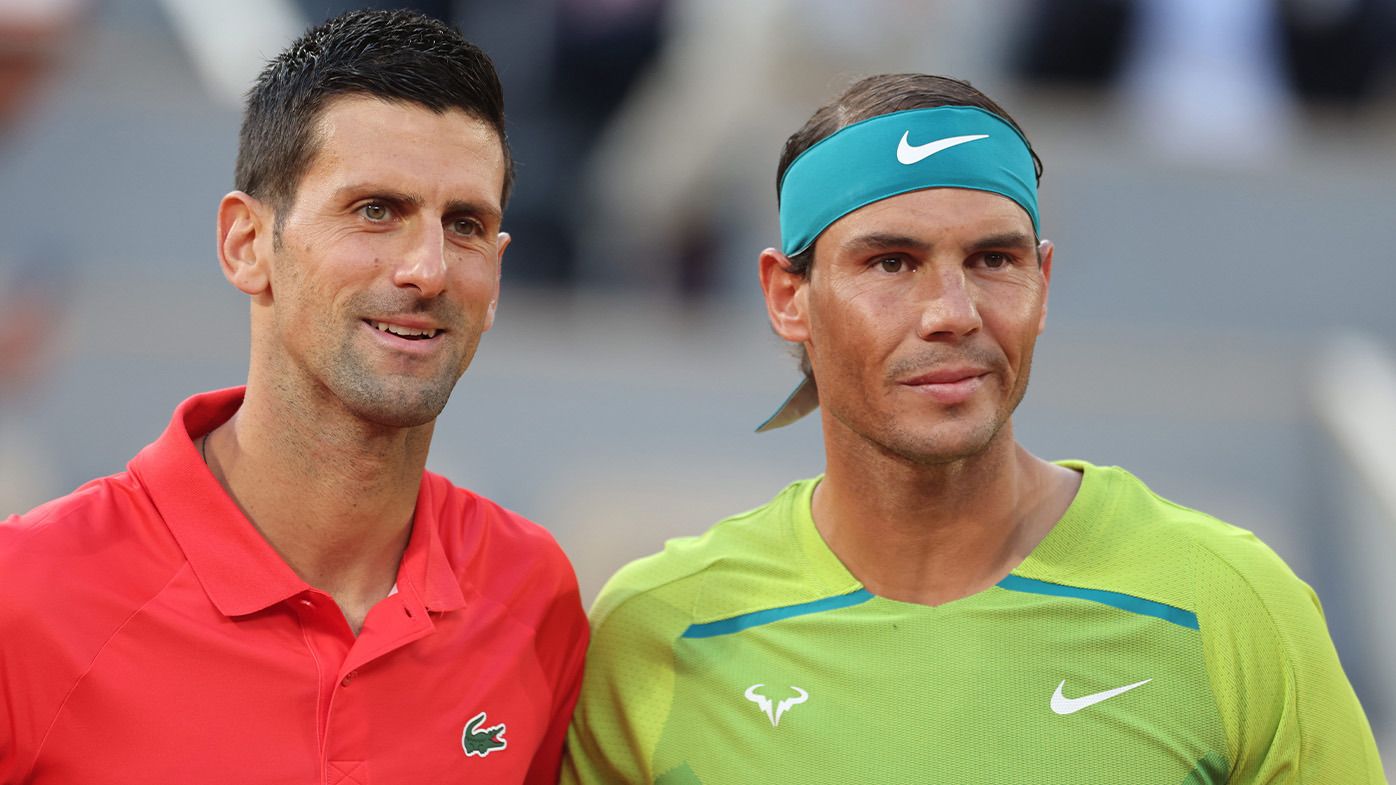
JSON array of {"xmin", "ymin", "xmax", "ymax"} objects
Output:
[
  {"xmin": 895, "ymin": 132, "xmax": 990, "ymax": 165},
  {"xmin": 1050, "ymin": 678, "xmax": 1152, "ymax": 715}
]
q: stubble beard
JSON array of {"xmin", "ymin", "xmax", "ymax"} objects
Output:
[
  {"xmin": 323, "ymin": 329, "xmax": 473, "ymax": 428},
  {"xmin": 834, "ymin": 349, "xmax": 1034, "ymax": 468},
  {"xmin": 302, "ymin": 291, "xmax": 479, "ymax": 430}
]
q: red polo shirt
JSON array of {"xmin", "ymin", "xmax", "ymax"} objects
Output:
[{"xmin": 0, "ymin": 388, "xmax": 588, "ymax": 784}]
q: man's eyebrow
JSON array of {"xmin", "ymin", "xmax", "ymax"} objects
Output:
[
  {"xmin": 334, "ymin": 185, "xmax": 425, "ymax": 207},
  {"xmin": 443, "ymin": 199, "xmax": 502, "ymax": 224},
  {"xmin": 840, "ymin": 233, "xmax": 932, "ymax": 255},
  {"xmin": 967, "ymin": 231, "xmax": 1037, "ymax": 252}
]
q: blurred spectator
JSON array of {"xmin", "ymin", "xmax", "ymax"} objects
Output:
[
  {"xmin": 1014, "ymin": 0, "xmax": 1296, "ymax": 165},
  {"xmin": 1, "ymin": 0, "xmax": 84, "ymax": 515},
  {"xmin": 294, "ymin": 0, "xmax": 453, "ymax": 23},
  {"xmin": 1277, "ymin": 0, "xmax": 1396, "ymax": 106},
  {"xmin": 155, "ymin": 0, "xmax": 304, "ymax": 109},
  {"xmin": 1014, "ymin": 0, "xmax": 1138, "ymax": 87},
  {"xmin": 0, "ymin": 0, "xmax": 83, "ymax": 133},
  {"xmin": 575, "ymin": 0, "xmax": 1021, "ymax": 299},
  {"xmin": 0, "ymin": 252, "xmax": 68, "ymax": 516},
  {"xmin": 1014, "ymin": 0, "xmax": 1396, "ymax": 163},
  {"xmin": 472, "ymin": 0, "xmax": 669, "ymax": 286},
  {"xmin": 1120, "ymin": 0, "xmax": 1296, "ymax": 165}
]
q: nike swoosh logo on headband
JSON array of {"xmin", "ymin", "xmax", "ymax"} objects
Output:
[{"xmin": 896, "ymin": 132, "xmax": 990, "ymax": 165}]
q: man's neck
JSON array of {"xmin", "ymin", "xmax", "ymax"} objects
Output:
[
  {"xmin": 202, "ymin": 384, "xmax": 431, "ymax": 633},
  {"xmin": 813, "ymin": 424, "xmax": 1080, "ymax": 607}
]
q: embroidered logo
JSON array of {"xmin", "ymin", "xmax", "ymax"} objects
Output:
[
  {"xmin": 461, "ymin": 711, "xmax": 508, "ymax": 757},
  {"xmin": 744, "ymin": 684, "xmax": 808, "ymax": 727}
]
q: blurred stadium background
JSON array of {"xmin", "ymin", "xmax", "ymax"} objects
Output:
[{"xmin": 2, "ymin": 0, "xmax": 1394, "ymax": 760}]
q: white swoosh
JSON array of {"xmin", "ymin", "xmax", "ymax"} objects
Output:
[
  {"xmin": 896, "ymin": 132, "xmax": 990, "ymax": 165},
  {"xmin": 1050, "ymin": 678, "xmax": 1152, "ymax": 715}
]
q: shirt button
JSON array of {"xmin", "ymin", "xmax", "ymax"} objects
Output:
[
  {"xmin": 300, "ymin": 598, "xmax": 314, "ymax": 608},
  {"xmin": 341, "ymin": 670, "xmax": 358, "ymax": 687}
]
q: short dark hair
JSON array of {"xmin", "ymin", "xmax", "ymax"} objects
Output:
[
  {"xmin": 235, "ymin": 9, "xmax": 514, "ymax": 220},
  {"xmin": 774, "ymin": 74, "xmax": 1043, "ymax": 377},
  {"xmin": 776, "ymin": 74, "xmax": 1042, "ymax": 278}
]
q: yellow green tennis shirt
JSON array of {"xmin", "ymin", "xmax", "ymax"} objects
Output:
[{"xmin": 563, "ymin": 462, "xmax": 1386, "ymax": 784}]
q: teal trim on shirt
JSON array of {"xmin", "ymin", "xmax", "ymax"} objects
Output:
[
  {"xmin": 682, "ymin": 589, "xmax": 875, "ymax": 639},
  {"xmin": 998, "ymin": 574, "xmax": 1199, "ymax": 630}
]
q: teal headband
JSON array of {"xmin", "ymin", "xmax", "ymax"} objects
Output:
[{"xmin": 778, "ymin": 106, "xmax": 1039, "ymax": 256}]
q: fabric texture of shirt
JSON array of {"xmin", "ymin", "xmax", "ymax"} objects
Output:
[
  {"xmin": 563, "ymin": 461, "xmax": 1386, "ymax": 784},
  {"xmin": 1, "ymin": 387, "xmax": 588, "ymax": 785}
]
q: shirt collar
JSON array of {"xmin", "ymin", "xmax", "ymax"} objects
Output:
[
  {"xmin": 129, "ymin": 387, "xmax": 466, "ymax": 618},
  {"xmin": 395, "ymin": 473, "xmax": 467, "ymax": 614}
]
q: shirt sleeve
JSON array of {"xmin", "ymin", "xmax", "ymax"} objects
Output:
[
  {"xmin": 523, "ymin": 554, "xmax": 592, "ymax": 785},
  {"xmin": 1, "ymin": 513, "xmax": 51, "ymax": 785},
  {"xmin": 561, "ymin": 579, "xmax": 688, "ymax": 785},
  {"xmin": 1195, "ymin": 536, "xmax": 1387, "ymax": 783}
]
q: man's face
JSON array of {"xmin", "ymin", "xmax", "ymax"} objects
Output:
[
  {"xmin": 260, "ymin": 95, "xmax": 509, "ymax": 428},
  {"xmin": 783, "ymin": 187, "xmax": 1051, "ymax": 464}
]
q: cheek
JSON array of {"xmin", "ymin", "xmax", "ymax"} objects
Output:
[
  {"xmin": 807, "ymin": 294, "xmax": 895, "ymax": 378},
  {"xmin": 450, "ymin": 250, "xmax": 500, "ymax": 297},
  {"xmin": 270, "ymin": 261, "xmax": 353, "ymax": 338},
  {"xmin": 824, "ymin": 287, "xmax": 912, "ymax": 351},
  {"xmin": 985, "ymin": 299, "xmax": 1046, "ymax": 358},
  {"xmin": 456, "ymin": 255, "xmax": 498, "ymax": 286}
]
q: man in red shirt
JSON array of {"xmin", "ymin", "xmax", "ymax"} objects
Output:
[{"xmin": 0, "ymin": 10, "xmax": 587, "ymax": 784}]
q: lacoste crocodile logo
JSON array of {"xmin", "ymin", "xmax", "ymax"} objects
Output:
[
  {"xmin": 744, "ymin": 684, "xmax": 808, "ymax": 727},
  {"xmin": 461, "ymin": 711, "xmax": 508, "ymax": 757}
]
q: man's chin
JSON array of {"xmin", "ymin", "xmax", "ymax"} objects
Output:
[
  {"xmin": 333, "ymin": 376, "xmax": 457, "ymax": 429},
  {"xmin": 878, "ymin": 420, "xmax": 1005, "ymax": 466},
  {"xmin": 353, "ymin": 404, "xmax": 444, "ymax": 430}
]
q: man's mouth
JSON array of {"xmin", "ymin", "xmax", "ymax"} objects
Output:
[
  {"xmin": 900, "ymin": 368, "xmax": 989, "ymax": 386},
  {"xmin": 367, "ymin": 320, "xmax": 440, "ymax": 340}
]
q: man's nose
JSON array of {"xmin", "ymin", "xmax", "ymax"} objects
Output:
[
  {"xmin": 393, "ymin": 221, "xmax": 448, "ymax": 298},
  {"xmin": 916, "ymin": 267, "xmax": 982, "ymax": 340}
]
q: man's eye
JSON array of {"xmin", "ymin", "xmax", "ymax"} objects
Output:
[
  {"xmin": 450, "ymin": 218, "xmax": 482, "ymax": 237},
  {"xmin": 877, "ymin": 257, "xmax": 905, "ymax": 273},
  {"xmin": 982, "ymin": 252, "xmax": 1010, "ymax": 269},
  {"xmin": 361, "ymin": 203, "xmax": 390, "ymax": 221}
]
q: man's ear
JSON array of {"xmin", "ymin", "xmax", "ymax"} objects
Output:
[
  {"xmin": 218, "ymin": 191, "xmax": 274, "ymax": 296},
  {"xmin": 1037, "ymin": 239, "xmax": 1054, "ymax": 334},
  {"xmin": 483, "ymin": 231, "xmax": 510, "ymax": 332},
  {"xmin": 759, "ymin": 247, "xmax": 810, "ymax": 344}
]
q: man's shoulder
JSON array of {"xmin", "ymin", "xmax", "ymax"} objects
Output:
[
  {"xmin": 1079, "ymin": 462, "xmax": 1294, "ymax": 572},
  {"xmin": 420, "ymin": 470, "xmax": 578, "ymax": 600},
  {"xmin": 589, "ymin": 478, "xmax": 821, "ymax": 636},
  {"xmin": 423, "ymin": 471, "xmax": 564, "ymax": 554},
  {"xmin": 1, "ymin": 470, "xmax": 177, "ymax": 585},
  {"xmin": 0, "ymin": 470, "xmax": 186, "ymax": 650},
  {"xmin": 1049, "ymin": 462, "xmax": 1311, "ymax": 627}
]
